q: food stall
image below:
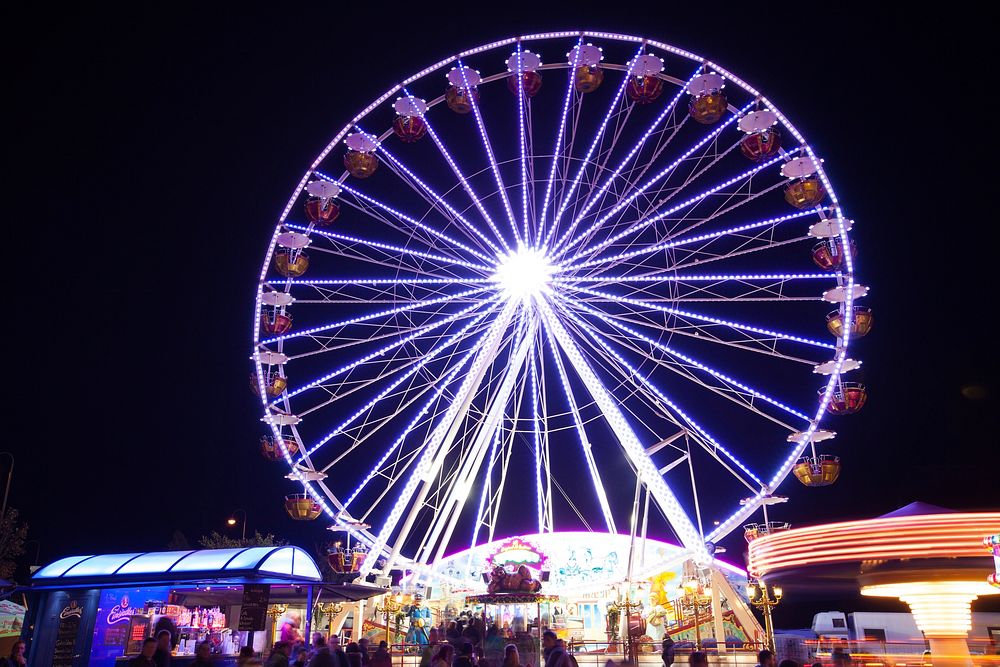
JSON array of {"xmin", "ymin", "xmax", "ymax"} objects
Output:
[{"xmin": 18, "ymin": 546, "xmax": 382, "ymax": 666}]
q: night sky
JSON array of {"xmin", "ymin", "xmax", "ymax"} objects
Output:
[{"xmin": 10, "ymin": 3, "xmax": 997, "ymax": 625}]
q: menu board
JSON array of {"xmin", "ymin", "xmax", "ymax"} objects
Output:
[
  {"xmin": 52, "ymin": 601, "xmax": 83, "ymax": 667},
  {"xmin": 126, "ymin": 616, "xmax": 152, "ymax": 654},
  {"xmin": 237, "ymin": 584, "xmax": 271, "ymax": 631}
]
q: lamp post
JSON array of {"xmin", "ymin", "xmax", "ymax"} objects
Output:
[
  {"xmin": 746, "ymin": 580, "xmax": 782, "ymax": 653},
  {"xmin": 678, "ymin": 578, "xmax": 713, "ymax": 651},
  {"xmin": 317, "ymin": 602, "xmax": 345, "ymax": 640},
  {"xmin": 374, "ymin": 589, "xmax": 404, "ymax": 645},
  {"xmin": 227, "ymin": 509, "xmax": 247, "ymax": 541}
]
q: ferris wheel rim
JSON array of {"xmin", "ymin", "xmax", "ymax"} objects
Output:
[{"xmin": 252, "ymin": 30, "xmax": 861, "ymax": 567}]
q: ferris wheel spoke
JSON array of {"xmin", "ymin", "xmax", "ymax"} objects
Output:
[
  {"xmin": 327, "ymin": 177, "xmax": 497, "ymax": 265},
  {"xmin": 567, "ymin": 68, "xmax": 699, "ymax": 242},
  {"xmin": 541, "ymin": 43, "xmax": 645, "ymax": 250},
  {"xmin": 540, "ymin": 318, "xmax": 617, "ymax": 534},
  {"xmin": 408, "ymin": 90, "xmax": 512, "ymax": 254},
  {"xmin": 559, "ymin": 292, "xmax": 812, "ymax": 425},
  {"xmin": 562, "ymin": 297, "xmax": 822, "ymax": 366},
  {"xmin": 564, "ymin": 208, "xmax": 823, "ymax": 273},
  {"xmin": 361, "ymin": 299, "xmax": 520, "ymax": 576},
  {"xmin": 261, "ymin": 283, "xmax": 489, "ymax": 350},
  {"xmin": 549, "ymin": 295, "xmax": 765, "ymax": 490},
  {"xmin": 561, "ymin": 148, "xmax": 792, "ymax": 266},
  {"xmin": 420, "ymin": 316, "xmax": 537, "ymax": 566},
  {"xmin": 284, "ymin": 224, "xmax": 493, "ymax": 276},
  {"xmin": 283, "ymin": 295, "xmax": 499, "ymax": 416},
  {"xmin": 513, "ymin": 44, "xmax": 531, "ymax": 244},
  {"xmin": 338, "ymin": 329, "xmax": 485, "ymax": 506},
  {"xmin": 363, "ymin": 126, "xmax": 506, "ymax": 260},
  {"xmin": 289, "ymin": 306, "xmax": 498, "ymax": 431},
  {"xmin": 456, "ymin": 61, "xmax": 522, "ymax": 247},
  {"xmin": 553, "ymin": 101, "xmax": 754, "ymax": 260},
  {"xmin": 533, "ymin": 295, "xmax": 708, "ymax": 559},
  {"xmin": 535, "ymin": 39, "xmax": 583, "ymax": 248}
]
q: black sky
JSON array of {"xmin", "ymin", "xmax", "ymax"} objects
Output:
[{"xmin": 8, "ymin": 3, "xmax": 998, "ymax": 624}]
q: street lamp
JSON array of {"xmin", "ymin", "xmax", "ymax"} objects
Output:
[
  {"xmin": 677, "ymin": 578, "xmax": 713, "ymax": 650},
  {"xmin": 746, "ymin": 580, "xmax": 782, "ymax": 652},
  {"xmin": 374, "ymin": 589, "xmax": 404, "ymax": 645},
  {"xmin": 227, "ymin": 509, "xmax": 247, "ymax": 541}
]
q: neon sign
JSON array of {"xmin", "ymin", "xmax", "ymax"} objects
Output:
[
  {"xmin": 106, "ymin": 595, "xmax": 133, "ymax": 625},
  {"xmin": 60, "ymin": 601, "xmax": 83, "ymax": 619},
  {"xmin": 485, "ymin": 537, "xmax": 549, "ymax": 572}
]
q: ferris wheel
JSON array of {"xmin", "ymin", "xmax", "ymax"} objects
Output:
[{"xmin": 252, "ymin": 31, "xmax": 870, "ymax": 577}]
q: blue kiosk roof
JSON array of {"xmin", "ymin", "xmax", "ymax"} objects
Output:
[{"xmin": 32, "ymin": 546, "xmax": 322, "ymax": 586}]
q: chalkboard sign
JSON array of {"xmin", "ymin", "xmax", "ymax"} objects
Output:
[
  {"xmin": 52, "ymin": 600, "xmax": 84, "ymax": 667},
  {"xmin": 238, "ymin": 584, "xmax": 271, "ymax": 631}
]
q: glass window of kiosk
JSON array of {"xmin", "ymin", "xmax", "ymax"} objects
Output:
[{"xmin": 89, "ymin": 584, "xmax": 312, "ymax": 666}]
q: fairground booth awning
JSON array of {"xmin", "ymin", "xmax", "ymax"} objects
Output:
[{"xmin": 22, "ymin": 547, "xmax": 387, "ymax": 667}]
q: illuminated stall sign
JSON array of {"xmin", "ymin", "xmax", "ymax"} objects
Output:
[
  {"xmin": 486, "ymin": 537, "xmax": 549, "ymax": 573},
  {"xmin": 90, "ymin": 587, "xmax": 170, "ymax": 667}
]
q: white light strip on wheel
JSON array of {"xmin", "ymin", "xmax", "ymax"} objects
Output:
[
  {"xmin": 550, "ymin": 294, "xmax": 763, "ymax": 487},
  {"xmin": 555, "ymin": 272, "xmax": 834, "ymax": 284},
  {"xmin": 563, "ymin": 294, "xmax": 811, "ymax": 422},
  {"xmin": 561, "ymin": 208, "xmax": 823, "ymax": 272},
  {"xmin": 552, "ymin": 101, "xmax": 756, "ymax": 259},
  {"xmin": 561, "ymin": 284, "xmax": 836, "ymax": 350},
  {"xmin": 561, "ymin": 150, "xmax": 791, "ymax": 265},
  {"xmin": 514, "ymin": 43, "xmax": 531, "ymax": 245},
  {"xmin": 340, "ymin": 321, "xmax": 489, "ymax": 509},
  {"xmin": 301, "ymin": 298, "xmax": 501, "ymax": 459},
  {"xmin": 528, "ymin": 345, "xmax": 545, "ymax": 534},
  {"xmin": 284, "ymin": 223, "xmax": 494, "ymax": 272},
  {"xmin": 403, "ymin": 88, "xmax": 512, "ymax": 255},
  {"xmin": 456, "ymin": 61, "xmax": 522, "ymax": 248},
  {"xmin": 536, "ymin": 38, "xmax": 583, "ymax": 245},
  {"xmin": 534, "ymin": 294, "xmax": 709, "ymax": 561},
  {"xmin": 361, "ymin": 300, "xmax": 519, "ymax": 576},
  {"xmin": 564, "ymin": 67, "xmax": 702, "ymax": 238},
  {"xmin": 364, "ymin": 124, "xmax": 506, "ymax": 260},
  {"xmin": 541, "ymin": 319, "xmax": 618, "ymax": 534},
  {"xmin": 325, "ymin": 177, "xmax": 497, "ymax": 264},
  {"xmin": 540, "ymin": 42, "xmax": 646, "ymax": 250},
  {"xmin": 260, "ymin": 285, "xmax": 487, "ymax": 345}
]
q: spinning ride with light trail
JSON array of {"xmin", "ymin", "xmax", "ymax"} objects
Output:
[{"xmin": 251, "ymin": 31, "xmax": 870, "ymax": 582}]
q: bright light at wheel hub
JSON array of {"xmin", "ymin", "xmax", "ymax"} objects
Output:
[{"xmin": 493, "ymin": 248, "xmax": 554, "ymax": 300}]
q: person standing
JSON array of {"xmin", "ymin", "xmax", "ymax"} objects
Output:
[
  {"xmin": 293, "ymin": 648, "xmax": 310, "ymax": 667},
  {"xmin": 542, "ymin": 631, "xmax": 567, "ymax": 667},
  {"xmin": 661, "ymin": 635, "xmax": 675, "ymax": 667},
  {"xmin": 371, "ymin": 641, "xmax": 392, "ymax": 667},
  {"xmin": 282, "ymin": 612, "xmax": 305, "ymax": 645},
  {"xmin": 267, "ymin": 641, "xmax": 293, "ymax": 667},
  {"xmin": 502, "ymin": 644, "xmax": 521, "ymax": 667},
  {"xmin": 419, "ymin": 628, "xmax": 439, "ymax": 667},
  {"xmin": 191, "ymin": 642, "xmax": 215, "ymax": 667},
  {"xmin": 358, "ymin": 638, "xmax": 372, "ymax": 667},
  {"xmin": 689, "ymin": 652, "xmax": 709, "ymax": 667},
  {"xmin": 130, "ymin": 638, "xmax": 159, "ymax": 667},
  {"xmin": 756, "ymin": 649, "xmax": 776, "ymax": 667},
  {"xmin": 153, "ymin": 630, "xmax": 173, "ymax": 667},
  {"xmin": 431, "ymin": 643, "xmax": 455, "ymax": 667},
  {"xmin": 0, "ymin": 641, "xmax": 27, "ymax": 667}
]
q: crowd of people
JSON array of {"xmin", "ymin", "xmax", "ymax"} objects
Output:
[{"xmin": 123, "ymin": 613, "xmax": 856, "ymax": 667}]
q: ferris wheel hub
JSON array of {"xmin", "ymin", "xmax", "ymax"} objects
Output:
[{"xmin": 493, "ymin": 247, "xmax": 555, "ymax": 300}]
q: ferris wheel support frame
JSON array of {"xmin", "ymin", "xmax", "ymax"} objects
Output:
[
  {"xmin": 366, "ymin": 300, "xmax": 520, "ymax": 576},
  {"xmin": 534, "ymin": 295, "xmax": 711, "ymax": 564}
]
